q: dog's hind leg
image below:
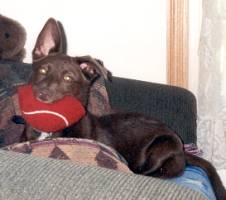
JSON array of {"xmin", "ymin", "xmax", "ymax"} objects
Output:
[{"xmin": 132, "ymin": 134, "xmax": 186, "ymax": 178}]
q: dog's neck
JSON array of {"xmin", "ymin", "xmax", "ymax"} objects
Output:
[{"xmin": 63, "ymin": 111, "xmax": 113, "ymax": 147}]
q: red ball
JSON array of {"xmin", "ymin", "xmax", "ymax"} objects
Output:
[{"xmin": 18, "ymin": 85, "xmax": 85, "ymax": 133}]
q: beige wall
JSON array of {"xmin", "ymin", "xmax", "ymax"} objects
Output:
[
  {"xmin": 2, "ymin": 0, "xmax": 203, "ymax": 94},
  {"xmin": 1, "ymin": 0, "xmax": 167, "ymax": 84}
]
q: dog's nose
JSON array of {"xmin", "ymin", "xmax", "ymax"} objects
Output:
[{"xmin": 37, "ymin": 91, "xmax": 52, "ymax": 103}]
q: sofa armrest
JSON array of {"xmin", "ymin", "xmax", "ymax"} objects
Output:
[
  {"xmin": 0, "ymin": 150, "xmax": 206, "ymax": 200},
  {"xmin": 106, "ymin": 77, "xmax": 197, "ymax": 144}
]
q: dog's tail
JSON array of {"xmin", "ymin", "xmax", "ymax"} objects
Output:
[{"xmin": 185, "ymin": 152, "xmax": 226, "ymax": 200}]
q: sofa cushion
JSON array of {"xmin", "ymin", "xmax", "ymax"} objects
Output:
[{"xmin": 0, "ymin": 149, "xmax": 207, "ymax": 200}]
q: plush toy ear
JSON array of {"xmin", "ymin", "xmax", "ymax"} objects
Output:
[
  {"xmin": 75, "ymin": 55, "xmax": 112, "ymax": 81},
  {"xmin": 32, "ymin": 18, "xmax": 66, "ymax": 61}
]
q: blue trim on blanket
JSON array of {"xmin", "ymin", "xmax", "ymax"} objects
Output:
[{"xmin": 169, "ymin": 165, "xmax": 216, "ymax": 200}]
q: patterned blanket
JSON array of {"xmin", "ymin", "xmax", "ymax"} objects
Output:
[{"xmin": 0, "ymin": 62, "xmax": 31, "ymax": 146}]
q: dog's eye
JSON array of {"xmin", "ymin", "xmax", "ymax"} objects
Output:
[
  {"xmin": 39, "ymin": 67, "xmax": 48, "ymax": 75},
  {"xmin": 63, "ymin": 75, "xmax": 73, "ymax": 82}
]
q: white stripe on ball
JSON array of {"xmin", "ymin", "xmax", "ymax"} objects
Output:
[{"xmin": 22, "ymin": 110, "xmax": 69, "ymax": 126}]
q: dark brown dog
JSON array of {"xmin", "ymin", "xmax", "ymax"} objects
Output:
[{"xmin": 28, "ymin": 18, "xmax": 226, "ymax": 199}]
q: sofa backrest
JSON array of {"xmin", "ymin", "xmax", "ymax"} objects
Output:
[{"xmin": 106, "ymin": 77, "xmax": 197, "ymax": 144}]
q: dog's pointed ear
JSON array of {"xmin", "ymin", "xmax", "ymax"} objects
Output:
[{"xmin": 32, "ymin": 18, "xmax": 66, "ymax": 61}]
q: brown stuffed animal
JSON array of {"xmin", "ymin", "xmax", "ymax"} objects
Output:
[{"xmin": 0, "ymin": 15, "xmax": 26, "ymax": 61}]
